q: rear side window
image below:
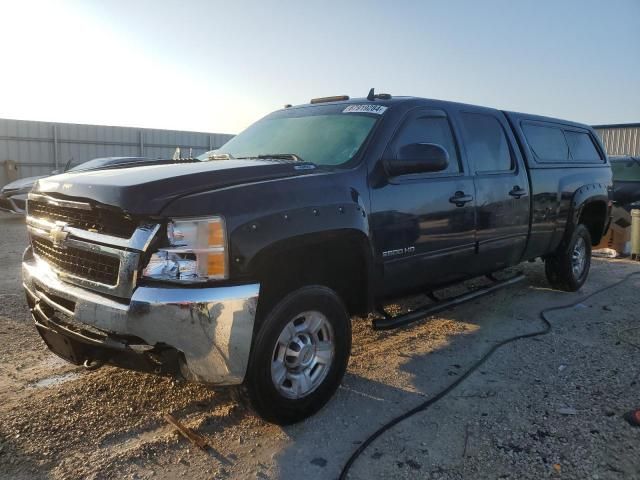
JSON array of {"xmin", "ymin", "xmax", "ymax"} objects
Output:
[
  {"xmin": 460, "ymin": 113, "xmax": 513, "ymax": 172},
  {"xmin": 392, "ymin": 115, "xmax": 460, "ymax": 174},
  {"xmin": 522, "ymin": 123, "xmax": 569, "ymax": 162},
  {"xmin": 564, "ymin": 131, "xmax": 602, "ymax": 163}
]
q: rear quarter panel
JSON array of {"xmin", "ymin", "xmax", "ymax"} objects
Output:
[{"xmin": 505, "ymin": 112, "xmax": 612, "ymax": 259}]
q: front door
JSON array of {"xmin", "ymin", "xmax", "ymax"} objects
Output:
[{"xmin": 369, "ymin": 107, "xmax": 477, "ymax": 297}]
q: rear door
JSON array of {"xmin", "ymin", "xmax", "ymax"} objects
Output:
[
  {"xmin": 370, "ymin": 107, "xmax": 477, "ymax": 296},
  {"xmin": 454, "ymin": 107, "xmax": 531, "ymax": 270}
]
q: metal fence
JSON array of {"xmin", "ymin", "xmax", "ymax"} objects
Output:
[
  {"xmin": 593, "ymin": 123, "xmax": 640, "ymax": 157},
  {"xmin": 0, "ymin": 118, "xmax": 234, "ymax": 186}
]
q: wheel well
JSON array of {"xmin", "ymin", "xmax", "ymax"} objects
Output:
[
  {"xmin": 578, "ymin": 201, "xmax": 607, "ymax": 245},
  {"xmin": 250, "ymin": 231, "xmax": 371, "ymax": 320}
]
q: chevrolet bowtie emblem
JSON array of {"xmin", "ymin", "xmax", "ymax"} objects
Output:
[{"xmin": 49, "ymin": 225, "xmax": 69, "ymax": 247}]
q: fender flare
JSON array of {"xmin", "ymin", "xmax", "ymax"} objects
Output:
[
  {"xmin": 231, "ymin": 200, "xmax": 378, "ymax": 315},
  {"xmin": 566, "ymin": 182, "xmax": 610, "ymax": 243}
]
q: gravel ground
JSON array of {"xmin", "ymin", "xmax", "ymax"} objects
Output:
[{"xmin": 0, "ymin": 212, "xmax": 639, "ymax": 479}]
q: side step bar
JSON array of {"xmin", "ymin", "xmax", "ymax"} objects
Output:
[{"xmin": 373, "ymin": 273, "xmax": 525, "ymax": 330}]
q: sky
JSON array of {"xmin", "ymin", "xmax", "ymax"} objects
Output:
[{"xmin": 0, "ymin": 0, "xmax": 638, "ymax": 134}]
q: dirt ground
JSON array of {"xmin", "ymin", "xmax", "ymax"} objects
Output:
[{"xmin": 1, "ymin": 212, "xmax": 639, "ymax": 480}]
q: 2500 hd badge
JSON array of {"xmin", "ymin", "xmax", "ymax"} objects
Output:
[
  {"xmin": 382, "ymin": 246, "xmax": 416, "ymax": 258},
  {"xmin": 23, "ymin": 91, "xmax": 611, "ymax": 424}
]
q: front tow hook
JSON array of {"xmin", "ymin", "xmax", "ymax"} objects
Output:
[{"xmin": 83, "ymin": 358, "xmax": 106, "ymax": 371}]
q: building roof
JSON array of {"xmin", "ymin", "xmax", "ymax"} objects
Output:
[{"xmin": 592, "ymin": 123, "xmax": 640, "ymax": 129}]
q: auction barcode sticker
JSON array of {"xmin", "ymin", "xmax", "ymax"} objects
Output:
[{"xmin": 343, "ymin": 104, "xmax": 388, "ymax": 115}]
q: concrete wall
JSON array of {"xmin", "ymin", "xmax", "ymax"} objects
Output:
[{"xmin": 0, "ymin": 118, "xmax": 234, "ymax": 186}]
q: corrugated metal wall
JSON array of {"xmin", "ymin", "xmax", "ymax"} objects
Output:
[
  {"xmin": 594, "ymin": 123, "xmax": 640, "ymax": 157},
  {"xmin": 0, "ymin": 118, "xmax": 234, "ymax": 186}
]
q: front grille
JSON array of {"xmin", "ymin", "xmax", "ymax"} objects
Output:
[
  {"xmin": 32, "ymin": 237, "xmax": 120, "ymax": 286},
  {"xmin": 28, "ymin": 200, "xmax": 138, "ymax": 238}
]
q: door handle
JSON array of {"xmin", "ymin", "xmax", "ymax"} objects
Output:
[
  {"xmin": 509, "ymin": 186, "xmax": 527, "ymax": 199},
  {"xmin": 449, "ymin": 191, "xmax": 473, "ymax": 207}
]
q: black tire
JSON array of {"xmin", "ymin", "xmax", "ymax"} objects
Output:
[
  {"xmin": 545, "ymin": 224, "xmax": 592, "ymax": 292},
  {"xmin": 241, "ymin": 285, "xmax": 351, "ymax": 425}
]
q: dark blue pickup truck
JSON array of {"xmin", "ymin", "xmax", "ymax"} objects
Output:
[{"xmin": 22, "ymin": 92, "xmax": 612, "ymax": 424}]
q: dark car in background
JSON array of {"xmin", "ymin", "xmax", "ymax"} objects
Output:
[
  {"xmin": 0, "ymin": 157, "xmax": 160, "ymax": 214},
  {"xmin": 0, "ymin": 175, "xmax": 42, "ymax": 214},
  {"xmin": 610, "ymin": 155, "xmax": 640, "ymax": 208}
]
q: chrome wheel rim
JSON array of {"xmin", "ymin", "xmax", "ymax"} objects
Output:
[
  {"xmin": 571, "ymin": 237, "xmax": 587, "ymax": 278},
  {"xmin": 271, "ymin": 311, "xmax": 334, "ymax": 399}
]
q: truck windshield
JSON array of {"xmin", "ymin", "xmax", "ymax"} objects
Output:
[{"xmin": 198, "ymin": 113, "xmax": 377, "ymax": 166}]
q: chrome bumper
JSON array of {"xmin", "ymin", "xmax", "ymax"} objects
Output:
[{"xmin": 22, "ymin": 251, "xmax": 259, "ymax": 385}]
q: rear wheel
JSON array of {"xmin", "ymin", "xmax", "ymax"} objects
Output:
[
  {"xmin": 241, "ymin": 285, "xmax": 351, "ymax": 424},
  {"xmin": 545, "ymin": 224, "xmax": 592, "ymax": 292}
]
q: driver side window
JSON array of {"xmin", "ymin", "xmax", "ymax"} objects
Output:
[{"xmin": 392, "ymin": 115, "xmax": 461, "ymax": 174}]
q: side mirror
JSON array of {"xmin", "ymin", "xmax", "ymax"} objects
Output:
[{"xmin": 384, "ymin": 143, "xmax": 449, "ymax": 176}]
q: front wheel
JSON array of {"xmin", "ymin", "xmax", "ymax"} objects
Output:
[
  {"xmin": 545, "ymin": 224, "xmax": 592, "ymax": 292},
  {"xmin": 241, "ymin": 285, "xmax": 351, "ymax": 425}
]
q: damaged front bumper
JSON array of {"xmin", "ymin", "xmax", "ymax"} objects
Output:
[{"xmin": 22, "ymin": 247, "xmax": 259, "ymax": 385}]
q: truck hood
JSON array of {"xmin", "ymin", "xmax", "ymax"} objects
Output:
[
  {"xmin": 3, "ymin": 157, "xmax": 167, "ymax": 194},
  {"xmin": 32, "ymin": 159, "xmax": 318, "ymax": 215}
]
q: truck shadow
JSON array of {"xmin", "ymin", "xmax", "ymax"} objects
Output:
[{"xmin": 271, "ymin": 260, "xmax": 629, "ymax": 479}]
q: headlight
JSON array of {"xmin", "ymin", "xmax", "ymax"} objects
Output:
[{"xmin": 143, "ymin": 217, "xmax": 227, "ymax": 282}]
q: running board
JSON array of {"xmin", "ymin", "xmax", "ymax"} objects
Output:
[{"xmin": 372, "ymin": 273, "xmax": 525, "ymax": 330}]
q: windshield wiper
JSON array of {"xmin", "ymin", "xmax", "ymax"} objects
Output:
[{"xmin": 238, "ymin": 153, "xmax": 305, "ymax": 162}]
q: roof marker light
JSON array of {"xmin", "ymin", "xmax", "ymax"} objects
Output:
[{"xmin": 310, "ymin": 95, "xmax": 350, "ymax": 104}]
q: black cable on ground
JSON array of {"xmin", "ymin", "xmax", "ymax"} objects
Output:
[{"xmin": 339, "ymin": 271, "xmax": 640, "ymax": 480}]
